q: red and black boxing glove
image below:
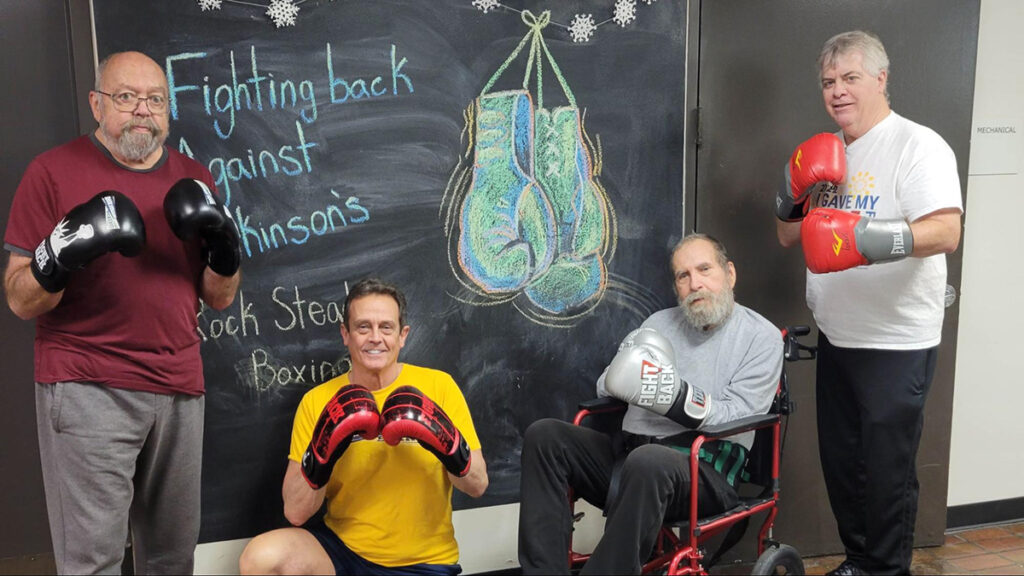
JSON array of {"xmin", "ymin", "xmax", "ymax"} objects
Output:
[
  {"xmin": 775, "ymin": 133, "xmax": 846, "ymax": 222},
  {"xmin": 801, "ymin": 208, "xmax": 914, "ymax": 274},
  {"xmin": 301, "ymin": 384, "xmax": 381, "ymax": 489},
  {"xmin": 380, "ymin": 386, "xmax": 471, "ymax": 477}
]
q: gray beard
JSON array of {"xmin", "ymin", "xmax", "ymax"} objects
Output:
[
  {"xmin": 679, "ymin": 286, "xmax": 735, "ymax": 331},
  {"xmin": 116, "ymin": 123, "xmax": 165, "ymax": 162}
]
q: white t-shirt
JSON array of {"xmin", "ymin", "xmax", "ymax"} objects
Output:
[{"xmin": 805, "ymin": 112, "xmax": 963, "ymax": 350}]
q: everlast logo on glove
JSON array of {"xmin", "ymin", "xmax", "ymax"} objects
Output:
[
  {"xmin": 830, "ymin": 228, "xmax": 849, "ymax": 256},
  {"xmin": 887, "ymin": 221, "xmax": 908, "ymax": 256},
  {"xmin": 688, "ymin": 386, "xmax": 707, "ymax": 409}
]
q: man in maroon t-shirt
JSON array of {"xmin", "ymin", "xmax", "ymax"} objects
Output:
[{"xmin": 3, "ymin": 51, "xmax": 241, "ymax": 574}]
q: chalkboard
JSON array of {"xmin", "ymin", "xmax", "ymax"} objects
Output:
[{"xmin": 93, "ymin": 0, "xmax": 686, "ymax": 543}]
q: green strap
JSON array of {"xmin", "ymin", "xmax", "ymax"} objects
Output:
[
  {"xmin": 671, "ymin": 441, "xmax": 750, "ymax": 487},
  {"xmin": 536, "ymin": 28, "xmax": 577, "ymax": 108},
  {"xmin": 479, "ymin": 10, "xmax": 577, "ymax": 110},
  {"xmin": 479, "ymin": 11, "xmax": 542, "ymax": 96},
  {"xmin": 671, "ymin": 446, "xmax": 714, "ymax": 463},
  {"xmin": 725, "ymin": 443, "xmax": 750, "ymax": 486}
]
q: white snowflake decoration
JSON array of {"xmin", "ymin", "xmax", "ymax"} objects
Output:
[
  {"xmin": 568, "ymin": 14, "xmax": 596, "ymax": 43},
  {"xmin": 642, "ymin": 0, "xmax": 657, "ymax": 4},
  {"xmin": 197, "ymin": 0, "xmax": 222, "ymax": 11},
  {"xmin": 266, "ymin": 0, "xmax": 299, "ymax": 27},
  {"xmin": 472, "ymin": 0, "xmax": 500, "ymax": 14},
  {"xmin": 612, "ymin": 0, "xmax": 637, "ymax": 27}
]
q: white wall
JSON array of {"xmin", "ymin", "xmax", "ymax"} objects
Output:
[
  {"xmin": 193, "ymin": 500, "xmax": 607, "ymax": 574},
  {"xmin": 949, "ymin": 0, "xmax": 1024, "ymax": 507}
]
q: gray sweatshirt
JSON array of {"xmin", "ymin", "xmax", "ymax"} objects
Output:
[{"xmin": 596, "ymin": 303, "xmax": 783, "ymax": 449}]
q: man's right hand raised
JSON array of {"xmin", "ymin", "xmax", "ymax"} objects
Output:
[
  {"xmin": 300, "ymin": 384, "xmax": 382, "ymax": 489},
  {"xmin": 775, "ymin": 133, "xmax": 846, "ymax": 222},
  {"xmin": 604, "ymin": 328, "xmax": 712, "ymax": 429},
  {"xmin": 30, "ymin": 191, "xmax": 146, "ymax": 293}
]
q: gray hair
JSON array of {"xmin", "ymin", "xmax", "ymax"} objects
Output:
[
  {"xmin": 95, "ymin": 54, "xmax": 115, "ymax": 91},
  {"xmin": 670, "ymin": 233, "xmax": 730, "ymax": 269},
  {"xmin": 818, "ymin": 30, "xmax": 890, "ymax": 100}
]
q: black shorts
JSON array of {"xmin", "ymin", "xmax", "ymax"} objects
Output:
[{"xmin": 305, "ymin": 520, "xmax": 462, "ymax": 575}]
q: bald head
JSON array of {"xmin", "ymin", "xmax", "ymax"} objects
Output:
[
  {"xmin": 95, "ymin": 52, "xmax": 167, "ymax": 92},
  {"xmin": 90, "ymin": 51, "xmax": 170, "ymax": 168}
]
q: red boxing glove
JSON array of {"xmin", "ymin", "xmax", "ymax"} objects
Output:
[
  {"xmin": 381, "ymin": 386, "xmax": 472, "ymax": 477},
  {"xmin": 801, "ymin": 208, "xmax": 914, "ymax": 274},
  {"xmin": 776, "ymin": 133, "xmax": 846, "ymax": 222},
  {"xmin": 301, "ymin": 384, "xmax": 381, "ymax": 489}
]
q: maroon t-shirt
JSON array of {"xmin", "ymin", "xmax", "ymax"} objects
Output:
[{"xmin": 4, "ymin": 135, "xmax": 216, "ymax": 395}]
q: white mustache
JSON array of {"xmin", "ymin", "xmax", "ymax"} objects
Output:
[{"xmin": 685, "ymin": 291, "xmax": 709, "ymax": 305}]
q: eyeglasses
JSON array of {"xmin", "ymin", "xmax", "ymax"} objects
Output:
[{"xmin": 95, "ymin": 90, "xmax": 168, "ymax": 113}]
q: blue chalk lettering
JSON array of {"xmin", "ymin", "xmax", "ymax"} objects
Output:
[
  {"xmin": 326, "ymin": 43, "xmax": 349, "ymax": 104},
  {"xmin": 287, "ymin": 216, "xmax": 311, "ymax": 245},
  {"xmin": 299, "ymin": 80, "xmax": 317, "ymax": 123},
  {"xmin": 205, "ymin": 121, "xmax": 318, "ymax": 205},
  {"xmin": 230, "ymin": 50, "xmax": 253, "ymax": 113},
  {"xmin": 213, "ymin": 83, "xmax": 236, "ymax": 138},
  {"xmin": 165, "ymin": 52, "xmax": 207, "ymax": 121},
  {"xmin": 310, "ymin": 211, "xmax": 330, "ymax": 235},
  {"xmin": 226, "ymin": 157, "xmax": 251, "ymax": 182},
  {"xmin": 246, "ymin": 45, "xmax": 267, "ymax": 112},
  {"xmin": 172, "ymin": 46, "xmax": 321, "ymax": 136},
  {"xmin": 294, "ymin": 121, "xmax": 317, "ymax": 173},
  {"xmin": 326, "ymin": 43, "xmax": 413, "ymax": 104},
  {"xmin": 232, "ymin": 194, "xmax": 371, "ymax": 258},
  {"xmin": 391, "ymin": 44, "xmax": 413, "ymax": 94},
  {"xmin": 234, "ymin": 206, "xmax": 260, "ymax": 258},
  {"xmin": 350, "ymin": 79, "xmax": 370, "ymax": 100},
  {"xmin": 178, "ymin": 137, "xmax": 195, "ymax": 159},
  {"xmin": 346, "ymin": 197, "xmax": 369, "ymax": 223}
]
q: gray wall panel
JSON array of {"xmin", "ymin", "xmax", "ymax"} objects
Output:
[{"xmin": 0, "ymin": 0, "xmax": 92, "ymax": 560}]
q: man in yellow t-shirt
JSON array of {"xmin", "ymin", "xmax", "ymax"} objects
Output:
[{"xmin": 239, "ymin": 278, "xmax": 488, "ymax": 575}]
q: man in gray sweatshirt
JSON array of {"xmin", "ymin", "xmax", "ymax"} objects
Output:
[{"xmin": 518, "ymin": 233, "xmax": 784, "ymax": 575}]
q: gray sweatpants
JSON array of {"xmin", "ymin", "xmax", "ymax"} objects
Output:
[{"xmin": 36, "ymin": 381, "xmax": 204, "ymax": 575}]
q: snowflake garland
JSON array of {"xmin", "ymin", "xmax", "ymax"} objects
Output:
[
  {"xmin": 266, "ymin": 0, "xmax": 300, "ymax": 27},
  {"xmin": 473, "ymin": 1, "xmax": 657, "ymax": 43},
  {"xmin": 612, "ymin": 0, "xmax": 636, "ymax": 27},
  {"xmin": 471, "ymin": 0, "xmax": 500, "ymax": 14},
  {"xmin": 195, "ymin": 0, "xmax": 309, "ymax": 28},
  {"xmin": 195, "ymin": 0, "xmax": 655, "ymax": 35},
  {"xmin": 568, "ymin": 14, "xmax": 597, "ymax": 43}
]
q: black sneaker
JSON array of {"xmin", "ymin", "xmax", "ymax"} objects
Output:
[{"xmin": 826, "ymin": 559, "xmax": 867, "ymax": 576}]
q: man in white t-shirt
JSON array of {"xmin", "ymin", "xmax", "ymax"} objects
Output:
[{"xmin": 773, "ymin": 30, "xmax": 963, "ymax": 576}]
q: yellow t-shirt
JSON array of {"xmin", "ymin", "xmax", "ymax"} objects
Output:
[{"xmin": 289, "ymin": 364, "xmax": 481, "ymax": 567}]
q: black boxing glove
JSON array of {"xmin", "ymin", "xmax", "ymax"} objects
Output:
[
  {"xmin": 163, "ymin": 178, "xmax": 241, "ymax": 276},
  {"xmin": 31, "ymin": 191, "xmax": 146, "ymax": 293}
]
